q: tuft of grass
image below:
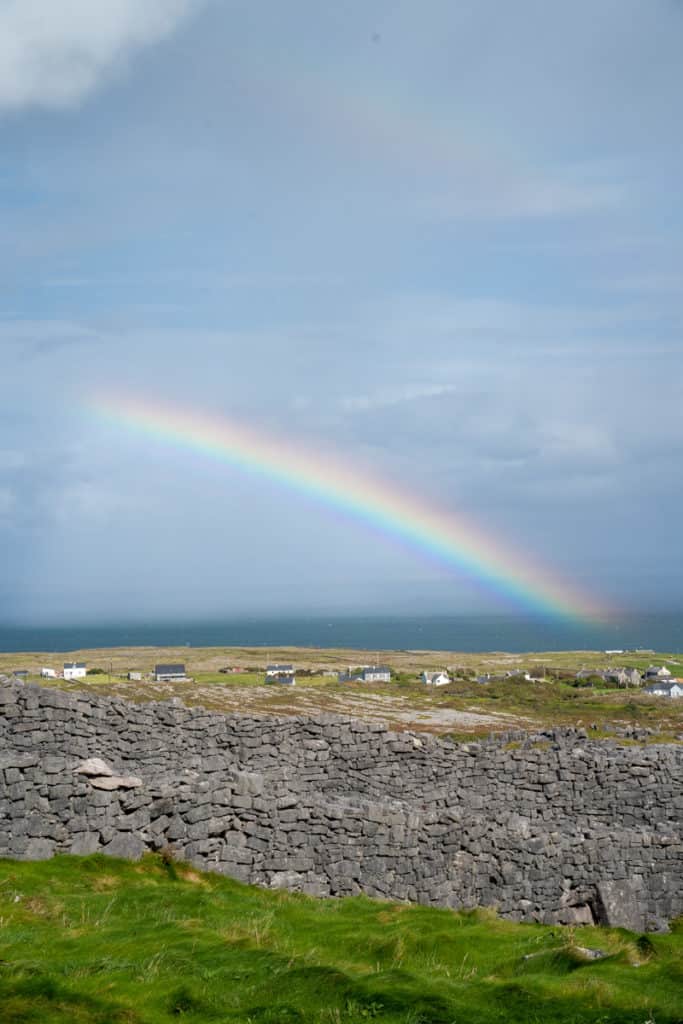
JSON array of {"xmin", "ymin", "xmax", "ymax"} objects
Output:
[{"xmin": 0, "ymin": 855, "xmax": 681, "ymax": 1023}]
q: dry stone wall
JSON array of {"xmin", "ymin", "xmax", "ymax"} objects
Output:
[{"xmin": 1, "ymin": 675, "xmax": 681, "ymax": 931}]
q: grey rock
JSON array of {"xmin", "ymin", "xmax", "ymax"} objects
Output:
[
  {"xmin": 102, "ymin": 833, "xmax": 145, "ymax": 860},
  {"xmin": 70, "ymin": 832, "xmax": 101, "ymax": 855},
  {"xmin": 24, "ymin": 838, "xmax": 56, "ymax": 860},
  {"xmin": 89, "ymin": 775, "xmax": 143, "ymax": 791},
  {"xmin": 75, "ymin": 758, "xmax": 114, "ymax": 777}
]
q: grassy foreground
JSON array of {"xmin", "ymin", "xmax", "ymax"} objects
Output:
[{"xmin": 0, "ymin": 857, "xmax": 681, "ymax": 1024}]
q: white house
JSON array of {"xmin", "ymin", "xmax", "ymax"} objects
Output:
[
  {"xmin": 40, "ymin": 667, "xmax": 56, "ymax": 679},
  {"xmin": 644, "ymin": 665, "xmax": 672, "ymax": 680},
  {"xmin": 361, "ymin": 665, "xmax": 391, "ymax": 683},
  {"xmin": 265, "ymin": 671, "xmax": 296, "ymax": 686},
  {"xmin": 338, "ymin": 665, "xmax": 392, "ymax": 684},
  {"xmin": 644, "ymin": 680, "xmax": 683, "ymax": 699},
  {"xmin": 422, "ymin": 671, "xmax": 451, "ymax": 687},
  {"xmin": 63, "ymin": 662, "xmax": 86, "ymax": 680},
  {"xmin": 265, "ymin": 663, "xmax": 294, "ymax": 677},
  {"xmin": 128, "ymin": 671, "xmax": 142, "ymax": 681},
  {"xmin": 154, "ymin": 663, "xmax": 187, "ymax": 682}
]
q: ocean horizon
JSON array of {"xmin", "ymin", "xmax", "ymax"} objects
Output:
[{"xmin": 0, "ymin": 612, "xmax": 681, "ymax": 655}]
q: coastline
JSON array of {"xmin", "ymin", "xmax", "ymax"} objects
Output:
[
  {"xmin": 2, "ymin": 642, "xmax": 681, "ymax": 676},
  {"xmin": 1, "ymin": 611, "xmax": 681, "ymax": 657}
]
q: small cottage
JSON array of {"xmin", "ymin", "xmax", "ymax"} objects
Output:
[
  {"xmin": 338, "ymin": 665, "xmax": 391, "ymax": 684},
  {"xmin": 40, "ymin": 667, "xmax": 56, "ymax": 679},
  {"xmin": 361, "ymin": 665, "xmax": 391, "ymax": 683},
  {"xmin": 265, "ymin": 664, "xmax": 294, "ymax": 677},
  {"xmin": 644, "ymin": 666, "xmax": 672, "ymax": 680},
  {"xmin": 643, "ymin": 680, "xmax": 683, "ymax": 699},
  {"xmin": 154, "ymin": 663, "xmax": 187, "ymax": 682},
  {"xmin": 265, "ymin": 671, "xmax": 296, "ymax": 686},
  {"xmin": 421, "ymin": 671, "xmax": 451, "ymax": 687},
  {"xmin": 63, "ymin": 662, "xmax": 86, "ymax": 680}
]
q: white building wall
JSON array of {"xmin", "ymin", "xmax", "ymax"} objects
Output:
[{"xmin": 63, "ymin": 666, "xmax": 86, "ymax": 680}]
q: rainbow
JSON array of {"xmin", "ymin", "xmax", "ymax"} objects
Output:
[{"xmin": 92, "ymin": 394, "xmax": 607, "ymax": 621}]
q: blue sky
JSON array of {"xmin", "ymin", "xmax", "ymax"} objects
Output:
[{"xmin": 1, "ymin": 0, "xmax": 682, "ymax": 624}]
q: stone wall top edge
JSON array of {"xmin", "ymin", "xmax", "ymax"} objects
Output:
[{"xmin": 1, "ymin": 674, "xmax": 682, "ymax": 757}]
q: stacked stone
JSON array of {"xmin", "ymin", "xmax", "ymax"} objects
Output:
[{"xmin": 1, "ymin": 674, "xmax": 681, "ymax": 931}]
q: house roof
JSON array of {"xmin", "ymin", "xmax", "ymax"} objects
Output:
[
  {"xmin": 364, "ymin": 665, "xmax": 391, "ymax": 674},
  {"xmin": 644, "ymin": 681, "xmax": 681, "ymax": 693},
  {"xmin": 155, "ymin": 663, "xmax": 186, "ymax": 674},
  {"xmin": 64, "ymin": 662, "xmax": 86, "ymax": 669},
  {"xmin": 266, "ymin": 663, "xmax": 293, "ymax": 671}
]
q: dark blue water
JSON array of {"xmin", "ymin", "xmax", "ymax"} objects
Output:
[{"xmin": 0, "ymin": 614, "xmax": 681, "ymax": 653}]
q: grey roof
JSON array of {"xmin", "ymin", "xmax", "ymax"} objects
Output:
[
  {"xmin": 64, "ymin": 662, "xmax": 86, "ymax": 669},
  {"xmin": 266, "ymin": 663, "xmax": 293, "ymax": 671},
  {"xmin": 268, "ymin": 672, "xmax": 296, "ymax": 683},
  {"xmin": 644, "ymin": 681, "xmax": 681, "ymax": 693},
  {"xmin": 363, "ymin": 665, "xmax": 391, "ymax": 674},
  {"xmin": 154, "ymin": 663, "xmax": 186, "ymax": 674}
]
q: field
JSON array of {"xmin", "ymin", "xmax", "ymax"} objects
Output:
[
  {"xmin": 2, "ymin": 646, "xmax": 682, "ymax": 738},
  {"xmin": 0, "ymin": 855, "xmax": 681, "ymax": 1024}
]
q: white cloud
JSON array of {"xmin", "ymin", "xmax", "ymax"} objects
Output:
[
  {"xmin": 0, "ymin": 0, "xmax": 202, "ymax": 112},
  {"xmin": 339, "ymin": 384, "xmax": 457, "ymax": 413},
  {"xmin": 0, "ymin": 486, "xmax": 15, "ymax": 521}
]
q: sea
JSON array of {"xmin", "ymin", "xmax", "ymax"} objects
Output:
[{"xmin": 0, "ymin": 613, "xmax": 681, "ymax": 654}]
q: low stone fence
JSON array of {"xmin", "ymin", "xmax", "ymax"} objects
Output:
[{"xmin": 1, "ymin": 675, "xmax": 681, "ymax": 930}]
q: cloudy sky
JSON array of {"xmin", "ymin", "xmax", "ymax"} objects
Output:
[{"xmin": 1, "ymin": 0, "xmax": 682, "ymax": 624}]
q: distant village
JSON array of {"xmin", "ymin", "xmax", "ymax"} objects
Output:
[{"xmin": 8, "ymin": 657, "xmax": 682, "ymax": 699}]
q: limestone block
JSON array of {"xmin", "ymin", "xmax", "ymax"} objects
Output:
[
  {"xmin": 89, "ymin": 775, "xmax": 143, "ymax": 791},
  {"xmin": 70, "ymin": 832, "xmax": 101, "ymax": 855},
  {"xmin": 102, "ymin": 833, "xmax": 145, "ymax": 860},
  {"xmin": 269, "ymin": 870, "xmax": 305, "ymax": 890},
  {"xmin": 597, "ymin": 880, "xmax": 647, "ymax": 932},
  {"xmin": 75, "ymin": 758, "xmax": 114, "ymax": 778},
  {"xmin": 24, "ymin": 837, "xmax": 56, "ymax": 860}
]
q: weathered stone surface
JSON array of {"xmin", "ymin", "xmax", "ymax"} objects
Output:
[
  {"xmin": 70, "ymin": 832, "xmax": 101, "ymax": 855},
  {"xmin": 102, "ymin": 833, "xmax": 145, "ymax": 860},
  {"xmin": 89, "ymin": 775, "xmax": 143, "ymax": 791},
  {"xmin": 75, "ymin": 758, "xmax": 113, "ymax": 777},
  {"xmin": 0, "ymin": 673, "xmax": 681, "ymax": 930},
  {"xmin": 597, "ymin": 880, "xmax": 647, "ymax": 932},
  {"xmin": 24, "ymin": 838, "xmax": 56, "ymax": 860}
]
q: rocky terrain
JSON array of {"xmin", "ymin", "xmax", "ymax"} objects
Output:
[{"xmin": 1, "ymin": 674, "xmax": 681, "ymax": 931}]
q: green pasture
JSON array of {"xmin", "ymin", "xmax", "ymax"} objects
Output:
[{"xmin": 0, "ymin": 855, "xmax": 681, "ymax": 1024}]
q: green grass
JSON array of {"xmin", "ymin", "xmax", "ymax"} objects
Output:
[
  {"xmin": 193, "ymin": 672, "xmax": 265, "ymax": 687},
  {"xmin": 0, "ymin": 857, "xmax": 681, "ymax": 1023}
]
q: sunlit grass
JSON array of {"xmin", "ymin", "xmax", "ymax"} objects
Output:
[{"xmin": 0, "ymin": 855, "xmax": 681, "ymax": 1023}]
